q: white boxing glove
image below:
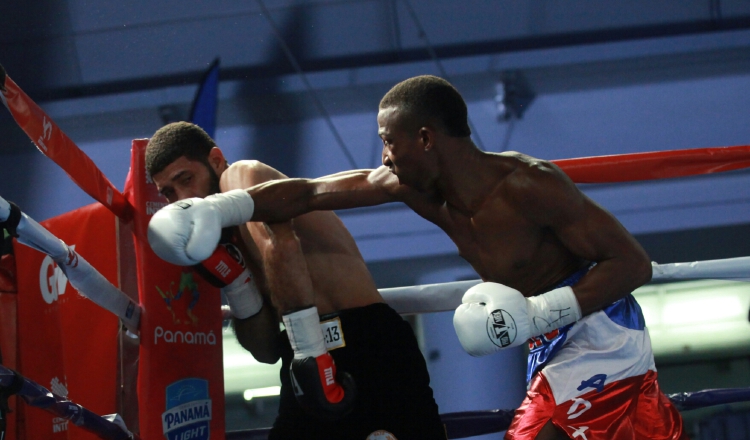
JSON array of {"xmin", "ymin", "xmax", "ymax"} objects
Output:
[
  {"xmin": 147, "ymin": 189, "xmax": 255, "ymax": 266},
  {"xmin": 453, "ymin": 282, "xmax": 582, "ymax": 357}
]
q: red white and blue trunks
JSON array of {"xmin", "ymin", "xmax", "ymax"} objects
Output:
[{"xmin": 506, "ymin": 267, "xmax": 687, "ymax": 440}]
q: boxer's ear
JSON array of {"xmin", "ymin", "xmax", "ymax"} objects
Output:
[{"xmin": 208, "ymin": 147, "xmax": 226, "ymax": 173}]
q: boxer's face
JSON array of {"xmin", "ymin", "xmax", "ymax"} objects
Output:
[
  {"xmin": 152, "ymin": 155, "xmax": 220, "ymax": 203},
  {"xmin": 378, "ymin": 106, "xmax": 437, "ymax": 192}
]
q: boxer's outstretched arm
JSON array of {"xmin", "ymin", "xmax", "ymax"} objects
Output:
[
  {"xmin": 513, "ymin": 161, "xmax": 652, "ymax": 315},
  {"xmin": 222, "ymin": 160, "xmax": 319, "ymax": 312},
  {"xmin": 246, "ymin": 165, "xmax": 400, "ymax": 223}
]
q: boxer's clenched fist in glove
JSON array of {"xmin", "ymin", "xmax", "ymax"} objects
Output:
[
  {"xmin": 283, "ymin": 306, "xmax": 356, "ymax": 420},
  {"xmin": 453, "ymin": 282, "xmax": 582, "ymax": 357},
  {"xmin": 147, "ymin": 189, "xmax": 255, "ymax": 266},
  {"xmin": 193, "ymin": 243, "xmax": 263, "ymax": 319}
]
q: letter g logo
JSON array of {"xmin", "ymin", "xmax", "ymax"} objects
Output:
[{"xmin": 39, "ymin": 254, "xmax": 69, "ymax": 304}]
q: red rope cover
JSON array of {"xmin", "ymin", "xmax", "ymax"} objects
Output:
[
  {"xmin": 553, "ymin": 145, "xmax": 750, "ymax": 183},
  {"xmin": 2, "ymin": 66, "xmax": 749, "ymax": 207},
  {"xmin": 1, "ymin": 75, "xmax": 132, "ymax": 220}
]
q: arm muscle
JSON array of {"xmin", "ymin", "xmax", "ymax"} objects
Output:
[{"xmin": 513, "ymin": 162, "xmax": 652, "ymax": 314}]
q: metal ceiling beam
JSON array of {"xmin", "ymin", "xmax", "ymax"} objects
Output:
[{"xmin": 15, "ymin": 15, "xmax": 750, "ymax": 103}]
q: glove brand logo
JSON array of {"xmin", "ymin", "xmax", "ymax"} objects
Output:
[
  {"xmin": 223, "ymin": 243, "xmax": 245, "ymax": 267},
  {"xmin": 174, "ymin": 200, "xmax": 193, "ymax": 210},
  {"xmin": 214, "ymin": 260, "xmax": 231, "ymax": 279},
  {"xmin": 39, "ymin": 247, "xmax": 76, "ymax": 304},
  {"xmin": 487, "ymin": 309, "xmax": 517, "ymax": 348},
  {"xmin": 162, "ymin": 378, "xmax": 212, "ymax": 440},
  {"xmin": 324, "ymin": 367, "xmax": 335, "ymax": 386},
  {"xmin": 366, "ymin": 430, "xmax": 398, "ymax": 440}
]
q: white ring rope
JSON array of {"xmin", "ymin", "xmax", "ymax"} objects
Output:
[
  {"xmin": 219, "ymin": 257, "xmax": 750, "ymax": 319},
  {"xmin": 378, "ymin": 259, "xmax": 750, "ymax": 315},
  {"xmin": 8, "ymin": 195, "xmax": 746, "ymax": 322},
  {"xmin": 651, "ymin": 258, "xmax": 750, "ymax": 282},
  {"xmin": 1, "ymin": 194, "xmax": 141, "ymax": 335}
]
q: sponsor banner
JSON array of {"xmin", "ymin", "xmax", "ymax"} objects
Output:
[
  {"xmin": 15, "ymin": 226, "xmax": 66, "ymax": 440},
  {"xmin": 162, "ymin": 379, "xmax": 212, "ymax": 440},
  {"xmin": 125, "ymin": 139, "xmax": 225, "ymax": 440},
  {"xmin": 15, "ymin": 203, "xmax": 120, "ymax": 440},
  {"xmin": 48, "ymin": 204, "xmax": 120, "ymax": 440}
]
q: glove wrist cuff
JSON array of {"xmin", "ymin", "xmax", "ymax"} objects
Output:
[
  {"xmin": 208, "ymin": 189, "xmax": 255, "ymax": 228},
  {"xmin": 223, "ymin": 271, "xmax": 263, "ymax": 319},
  {"xmin": 283, "ymin": 306, "xmax": 326, "ymax": 359},
  {"xmin": 526, "ymin": 286, "xmax": 582, "ymax": 337}
]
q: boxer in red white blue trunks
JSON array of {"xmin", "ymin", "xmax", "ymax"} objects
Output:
[
  {"xmin": 506, "ymin": 265, "xmax": 687, "ymax": 440},
  {"xmin": 151, "ymin": 76, "xmax": 690, "ymax": 439}
]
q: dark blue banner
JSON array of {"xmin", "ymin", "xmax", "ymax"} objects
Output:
[{"xmin": 189, "ymin": 58, "xmax": 220, "ymax": 139}]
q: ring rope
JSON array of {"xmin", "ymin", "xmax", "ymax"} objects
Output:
[
  {"xmin": 218, "ymin": 256, "xmax": 750, "ymax": 321},
  {"xmin": 0, "ymin": 194, "xmax": 141, "ymax": 334},
  {"xmin": 0, "ymin": 65, "xmax": 131, "ymax": 220},
  {"xmin": 377, "ymin": 257, "xmax": 750, "ymax": 315},
  {"xmin": 0, "ymin": 364, "xmax": 133, "ymax": 440},
  {"xmin": 553, "ymin": 145, "xmax": 750, "ymax": 183},
  {"xmin": 224, "ymin": 386, "xmax": 750, "ymax": 439}
]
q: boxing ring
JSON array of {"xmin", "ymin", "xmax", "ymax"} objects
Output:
[{"xmin": 2, "ymin": 63, "xmax": 750, "ymax": 439}]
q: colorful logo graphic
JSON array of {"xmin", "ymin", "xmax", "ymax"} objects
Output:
[
  {"xmin": 162, "ymin": 378, "xmax": 212, "ymax": 440},
  {"xmin": 155, "ymin": 269, "xmax": 201, "ymax": 325},
  {"xmin": 39, "ymin": 253, "xmax": 70, "ymax": 305}
]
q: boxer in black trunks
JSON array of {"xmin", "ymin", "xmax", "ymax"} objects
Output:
[{"xmin": 145, "ymin": 122, "xmax": 446, "ymax": 439}]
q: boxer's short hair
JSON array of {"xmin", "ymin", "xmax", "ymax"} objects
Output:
[
  {"xmin": 146, "ymin": 121, "xmax": 216, "ymax": 177},
  {"xmin": 380, "ymin": 75, "xmax": 471, "ymax": 138}
]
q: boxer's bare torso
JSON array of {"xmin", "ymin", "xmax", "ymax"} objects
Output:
[
  {"xmin": 221, "ymin": 160, "xmax": 383, "ymax": 317},
  {"xmin": 245, "ymin": 108, "xmax": 651, "ymax": 316},
  {"xmin": 389, "ymin": 152, "xmax": 588, "ymax": 296}
]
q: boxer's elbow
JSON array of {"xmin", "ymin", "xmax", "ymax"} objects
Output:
[
  {"xmin": 630, "ymin": 250, "xmax": 653, "ymax": 288},
  {"xmin": 232, "ymin": 316, "xmax": 282, "ymax": 364},
  {"xmin": 236, "ymin": 335, "xmax": 281, "ymax": 364},
  {"xmin": 253, "ymin": 349, "xmax": 281, "ymax": 365}
]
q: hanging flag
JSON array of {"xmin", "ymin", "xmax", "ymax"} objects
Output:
[{"xmin": 189, "ymin": 58, "xmax": 220, "ymax": 139}]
